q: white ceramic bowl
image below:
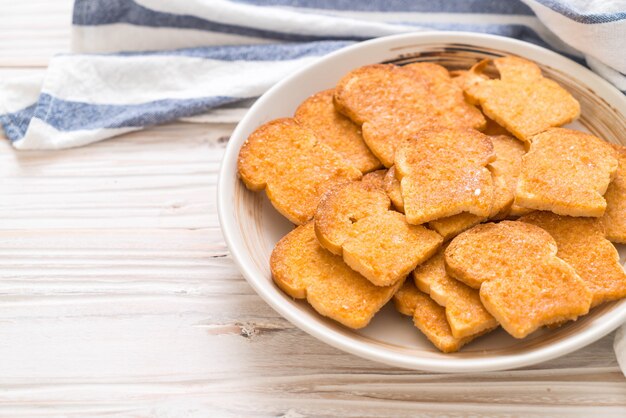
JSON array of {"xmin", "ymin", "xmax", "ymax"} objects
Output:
[{"xmin": 218, "ymin": 32, "xmax": 626, "ymax": 372}]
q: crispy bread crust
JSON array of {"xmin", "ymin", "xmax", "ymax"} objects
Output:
[
  {"xmin": 238, "ymin": 118, "xmax": 362, "ymax": 224},
  {"xmin": 271, "ymin": 223, "xmax": 402, "ymax": 329},
  {"xmin": 445, "ymin": 221, "xmax": 592, "ymax": 338}
]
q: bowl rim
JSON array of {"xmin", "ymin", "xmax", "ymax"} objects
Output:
[{"xmin": 217, "ymin": 31, "xmax": 626, "ymax": 372}]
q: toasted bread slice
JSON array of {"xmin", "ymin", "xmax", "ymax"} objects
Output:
[
  {"xmin": 361, "ymin": 169, "xmax": 388, "ymax": 190},
  {"xmin": 395, "ymin": 126, "xmax": 495, "ymax": 225},
  {"xmin": 334, "ymin": 64, "xmax": 485, "ymax": 167},
  {"xmin": 238, "ymin": 118, "xmax": 361, "ymax": 224},
  {"xmin": 450, "ymin": 68, "xmax": 488, "ymax": 98},
  {"xmin": 414, "ymin": 247, "xmax": 498, "ymax": 338},
  {"xmin": 426, "ymin": 135, "xmax": 525, "ymax": 237},
  {"xmin": 445, "ymin": 221, "xmax": 591, "ymax": 338},
  {"xmin": 602, "ymin": 144, "xmax": 626, "ymax": 243},
  {"xmin": 428, "ymin": 213, "xmax": 484, "ymax": 241},
  {"xmin": 270, "ymin": 223, "xmax": 402, "ymax": 329},
  {"xmin": 402, "ymin": 63, "xmax": 486, "ymax": 131},
  {"xmin": 314, "ymin": 180, "xmax": 390, "ymax": 255},
  {"xmin": 488, "ymin": 134, "xmax": 527, "ymax": 219},
  {"xmin": 508, "ymin": 205, "xmax": 533, "ymax": 218},
  {"xmin": 515, "ymin": 128, "xmax": 618, "ymax": 217},
  {"xmin": 342, "ymin": 211, "xmax": 443, "ymax": 286},
  {"xmin": 463, "ymin": 56, "xmax": 580, "ymax": 142},
  {"xmin": 393, "ymin": 281, "xmax": 490, "ymax": 353},
  {"xmin": 521, "ymin": 212, "xmax": 626, "ymax": 307},
  {"xmin": 383, "ymin": 166, "xmax": 404, "ymax": 213},
  {"xmin": 295, "ymin": 89, "xmax": 382, "ymax": 173},
  {"xmin": 483, "ymin": 116, "xmax": 513, "ymax": 136},
  {"xmin": 334, "ymin": 64, "xmax": 436, "ymax": 167}
]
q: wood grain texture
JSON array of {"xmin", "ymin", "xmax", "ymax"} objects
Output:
[
  {"xmin": 0, "ymin": 1, "xmax": 625, "ymax": 417},
  {"xmin": 1, "ymin": 123, "xmax": 625, "ymax": 418},
  {"xmin": 0, "ymin": 0, "xmax": 72, "ymax": 66}
]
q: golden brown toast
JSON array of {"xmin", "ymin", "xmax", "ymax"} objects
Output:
[
  {"xmin": 334, "ymin": 64, "xmax": 434, "ymax": 167},
  {"xmin": 450, "ymin": 68, "xmax": 488, "ymax": 96},
  {"xmin": 426, "ymin": 135, "xmax": 525, "ymax": 238},
  {"xmin": 428, "ymin": 213, "xmax": 484, "ymax": 241},
  {"xmin": 315, "ymin": 182, "xmax": 442, "ymax": 287},
  {"xmin": 483, "ymin": 116, "xmax": 513, "ymax": 136},
  {"xmin": 295, "ymin": 89, "xmax": 382, "ymax": 173},
  {"xmin": 508, "ymin": 205, "xmax": 533, "ymax": 218},
  {"xmin": 414, "ymin": 247, "xmax": 498, "ymax": 338},
  {"xmin": 361, "ymin": 169, "xmax": 388, "ymax": 190},
  {"xmin": 238, "ymin": 118, "xmax": 362, "ymax": 224},
  {"xmin": 270, "ymin": 222, "xmax": 402, "ymax": 329},
  {"xmin": 402, "ymin": 63, "xmax": 486, "ymax": 131},
  {"xmin": 393, "ymin": 281, "xmax": 490, "ymax": 353},
  {"xmin": 515, "ymin": 128, "xmax": 618, "ymax": 217},
  {"xmin": 488, "ymin": 134, "xmax": 527, "ymax": 219},
  {"xmin": 445, "ymin": 221, "xmax": 592, "ymax": 338},
  {"xmin": 521, "ymin": 212, "xmax": 626, "ymax": 307},
  {"xmin": 334, "ymin": 63, "xmax": 485, "ymax": 167},
  {"xmin": 602, "ymin": 144, "xmax": 626, "ymax": 243},
  {"xmin": 383, "ymin": 166, "xmax": 404, "ymax": 213},
  {"xmin": 342, "ymin": 211, "xmax": 443, "ymax": 286},
  {"xmin": 394, "ymin": 126, "xmax": 495, "ymax": 225},
  {"xmin": 463, "ymin": 56, "xmax": 580, "ymax": 142},
  {"xmin": 314, "ymin": 180, "xmax": 390, "ymax": 255}
]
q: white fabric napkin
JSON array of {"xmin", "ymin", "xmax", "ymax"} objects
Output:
[{"xmin": 1, "ymin": 0, "xmax": 624, "ymax": 150}]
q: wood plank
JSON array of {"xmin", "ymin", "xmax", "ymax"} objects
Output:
[
  {"xmin": 0, "ymin": 0, "xmax": 72, "ymax": 66},
  {"xmin": 0, "ymin": 122, "xmax": 624, "ymax": 417}
]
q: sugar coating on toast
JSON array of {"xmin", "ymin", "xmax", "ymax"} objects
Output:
[
  {"xmin": 315, "ymin": 182, "xmax": 442, "ymax": 287},
  {"xmin": 334, "ymin": 63, "xmax": 485, "ymax": 167},
  {"xmin": 414, "ymin": 247, "xmax": 498, "ymax": 338},
  {"xmin": 515, "ymin": 128, "xmax": 618, "ymax": 217},
  {"xmin": 425, "ymin": 135, "xmax": 525, "ymax": 237},
  {"xmin": 314, "ymin": 180, "xmax": 390, "ymax": 255},
  {"xmin": 383, "ymin": 166, "xmax": 404, "ymax": 213},
  {"xmin": 295, "ymin": 89, "xmax": 382, "ymax": 173},
  {"xmin": 602, "ymin": 144, "xmax": 626, "ymax": 243},
  {"xmin": 342, "ymin": 211, "xmax": 443, "ymax": 286},
  {"xmin": 238, "ymin": 118, "xmax": 362, "ymax": 224},
  {"xmin": 425, "ymin": 135, "xmax": 526, "ymax": 237},
  {"xmin": 464, "ymin": 56, "xmax": 580, "ymax": 142},
  {"xmin": 334, "ymin": 64, "xmax": 432, "ymax": 168},
  {"xmin": 488, "ymin": 135, "xmax": 527, "ymax": 219},
  {"xmin": 270, "ymin": 223, "xmax": 402, "ymax": 329},
  {"xmin": 445, "ymin": 221, "xmax": 592, "ymax": 338},
  {"xmin": 393, "ymin": 281, "xmax": 486, "ymax": 353},
  {"xmin": 402, "ymin": 63, "xmax": 486, "ymax": 131},
  {"xmin": 395, "ymin": 126, "xmax": 496, "ymax": 225},
  {"xmin": 521, "ymin": 212, "xmax": 626, "ymax": 307}
]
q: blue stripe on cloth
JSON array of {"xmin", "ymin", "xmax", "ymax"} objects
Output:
[
  {"xmin": 1, "ymin": 95, "xmax": 249, "ymax": 142},
  {"xmin": 533, "ymin": 0, "xmax": 626, "ymax": 24},
  {"xmin": 393, "ymin": 22, "xmax": 586, "ymax": 65},
  {"xmin": 229, "ymin": 0, "xmax": 534, "ymax": 15},
  {"xmin": 72, "ymin": 0, "xmax": 366, "ymax": 42},
  {"xmin": 113, "ymin": 41, "xmax": 353, "ymax": 60},
  {"xmin": 32, "ymin": 94, "xmax": 245, "ymax": 131},
  {"xmin": 0, "ymin": 104, "xmax": 37, "ymax": 142}
]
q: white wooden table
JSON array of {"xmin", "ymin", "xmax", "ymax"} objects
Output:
[{"xmin": 1, "ymin": 2, "xmax": 626, "ymax": 416}]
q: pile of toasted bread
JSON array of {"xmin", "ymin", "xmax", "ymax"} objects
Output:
[{"xmin": 237, "ymin": 56, "xmax": 626, "ymax": 353}]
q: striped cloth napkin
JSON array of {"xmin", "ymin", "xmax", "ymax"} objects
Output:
[{"xmin": 0, "ymin": 0, "xmax": 624, "ymax": 150}]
